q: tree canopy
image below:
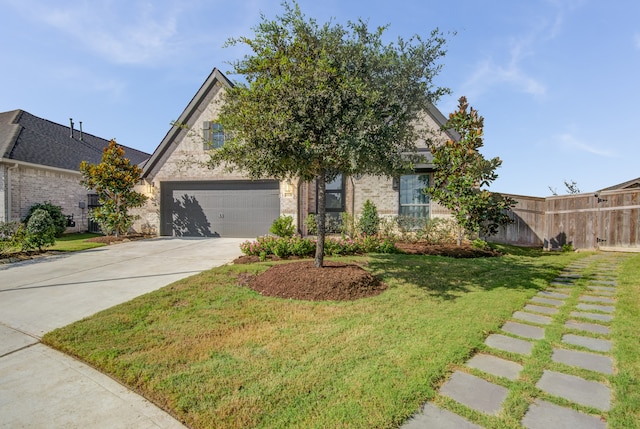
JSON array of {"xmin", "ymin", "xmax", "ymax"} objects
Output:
[
  {"xmin": 427, "ymin": 96, "xmax": 516, "ymax": 244},
  {"xmin": 210, "ymin": 1, "xmax": 449, "ymax": 266},
  {"xmin": 80, "ymin": 140, "xmax": 147, "ymax": 237}
]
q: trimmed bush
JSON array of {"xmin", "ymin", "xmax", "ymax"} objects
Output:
[
  {"xmin": 357, "ymin": 200, "xmax": 380, "ymax": 236},
  {"xmin": 240, "ymin": 235, "xmax": 397, "ymax": 258},
  {"xmin": 24, "ymin": 208, "xmax": 56, "ymax": 251},
  {"xmin": 25, "ymin": 202, "xmax": 66, "ymax": 237},
  {"xmin": 270, "ymin": 215, "xmax": 296, "ymax": 238}
]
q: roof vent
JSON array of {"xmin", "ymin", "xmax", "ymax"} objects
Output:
[
  {"xmin": 79, "ymin": 121, "xmax": 83, "ymax": 141},
  {"xmin": 69, "ymin": 118, "xmax": 74, "ymax": 138}
]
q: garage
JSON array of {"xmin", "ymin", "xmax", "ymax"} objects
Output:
[{"xmin": 160, "ymin": 180, "xmax": 280, "ymax": 238}]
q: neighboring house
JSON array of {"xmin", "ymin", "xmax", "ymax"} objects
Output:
[
  {"xmin": 0, "ymin": 110, "xmax": 150, "ymax": 232},
  {"xmin": 135, "ymin": 68, "xmax": 454, "ymax": 238}
]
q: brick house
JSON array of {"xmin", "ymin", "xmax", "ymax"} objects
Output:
[
  {"xmin": 135, "ymin": 68, "xmax": 454, "ymax": 238},
  {"xmin": 0, "ymin": 110, "xmax": 149, "ymax": 232}
]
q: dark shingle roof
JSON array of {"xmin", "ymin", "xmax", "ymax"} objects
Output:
[{"xmin": 0, "ymin": 110, "xmax": 150, "ymax": 170}]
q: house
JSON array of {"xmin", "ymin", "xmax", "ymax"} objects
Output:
[
  {"xmin": 0, "ymin": 110, "xmax": 150, "ymax": 231},
  {"xmin": 135, "ymin": 68, "xmax": 454, "ymax": 238}
]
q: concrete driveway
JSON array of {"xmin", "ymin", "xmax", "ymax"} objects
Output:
[{"xmin": 0, "ymin": 237, "xmax": 244, "ymax": 428}]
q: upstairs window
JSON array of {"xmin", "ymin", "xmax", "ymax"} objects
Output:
[{"xmin": 203, "ymin": 121, "xmax": 225, "ymax": 149}]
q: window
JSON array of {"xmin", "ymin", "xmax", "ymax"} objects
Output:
[
  {"xmin": 399, "ymin": 174, "xmax": 430, "ymax": 219},
  {"xmin": 203, "ymin": 121, "xmax": 225, "ymax": 149},
  {"xmin": 316, "ymin": 174, "xmax": 345, "ymax": 233}
]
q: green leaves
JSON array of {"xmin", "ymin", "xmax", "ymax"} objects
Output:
[
  {"xmin": 428, "ymin": 97, "xmax": 517, "ymax": 242},
  {"xmin": 79, "ymin": 139, "xmax": 147, "ymax": 237}
]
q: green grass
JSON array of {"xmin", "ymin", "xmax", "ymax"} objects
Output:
[
  {"xmin": 610, "ymin": 253, "xmax": 640, "ymax": 428},
  {"xmin": 48, "ymin": 233, "xmax": 106, "ymax": 252},
  {"xmin": 44, "ymin": 247, "xmax": 592, "ymax": 428}
]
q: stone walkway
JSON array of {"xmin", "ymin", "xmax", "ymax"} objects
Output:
[{"xmin": 401, "ymin": 254, "xmax": 624, "ymax": 428}]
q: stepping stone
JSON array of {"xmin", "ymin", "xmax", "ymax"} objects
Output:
[
  {"xmin": 440, "ymin": 371, "xmax": 508, "ymax": 415},
  {"xmin": 401, "ymin": 403, "xmax": 482, "ymax": 429},
  {"xmin": 536, "ymin": 370, "xmax": 611, "ymax": 411},
  {"xmin": 524, "ymin": 304, "xmax": 559, "ymax": 315},
  {"xmin": 558, "ymin": 272, "xmax": 581, "ymax": 279},
  {"xmin": 570, "ymin": 311, "xmax": 613, "ymax": 322},
  {"xmin": 588, "ymin": 286, "xmax": 616, "ymax": 292},
  {"xmin": 590, "ymin": 280, "xmax": 617, "ymax": 286},
  {"xmin": 580, "ymin": 296, "xmax": 615, "ymax": 304},
  {"xmin": 502, "ymin": 321, "xmax": 545, "ymax": 340},
  {"xmin": 522, "ymin": 399, "xmax": 607, "ymax": 429},
  {"xmin": 485, "ymin": 334, "xmax": 533, "ymax": 355},
  {"xmin": 466, "ymin": 353, "xmax": 523, "ymax": 381},
  {"xmin": 530, "ymin": 296, "xmax": 564, "ymax": 307},
  {"xmin": 564, "ymin": 320, "xmax": 611, "ymax": 335},
  {"xmin": 562, "ymin": 334, "xmax": 612, "ymax": 352},
  {"xmin": 513, "ymin": 311, "xmax": 552, "ymax": 325},
  {"xmin": 550, "ymin": 281, "xmax": 575, "ymax": 288},
  {"xmin": 538, "ymin": 291, "xmax": 569, "ymax": 299},
  {"xmin": 552, "ymin": 348, "xmax": 613, "ymax": 374},
  {"xmin": 576, "ymin": 303, "xmax": 614, "ymax": 313}
]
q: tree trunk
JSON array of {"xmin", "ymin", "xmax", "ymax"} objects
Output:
[{"xmin": 314, "ymin": 172, "xmax": 326, "ymax": 268}]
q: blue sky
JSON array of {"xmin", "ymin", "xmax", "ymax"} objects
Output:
[{"xmin": 2, "ymin": 0, "xmax": 639, "ymax": 196}]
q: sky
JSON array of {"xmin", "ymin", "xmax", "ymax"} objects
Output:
[{"xmin": 2, "ymin": 0, "xmax": 639, "ymax": 197}]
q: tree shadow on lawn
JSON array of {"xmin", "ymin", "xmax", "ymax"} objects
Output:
[{"xmin": 367, "ymin": 252, "xmax": 569, "ymax": 301}]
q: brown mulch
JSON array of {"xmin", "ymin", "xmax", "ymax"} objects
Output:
[
  {"xmin": 394, "ymin": 242, "xmax": 502, "ymax": 258},
  {"xmin": 240, "ymin": 260, "xmax": 387, "ymax": 302},
  {"xmin": 235, "ymin": 242, "xmax": 501, "ymax": 302}
]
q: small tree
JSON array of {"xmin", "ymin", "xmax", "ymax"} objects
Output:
[
  {"xmin": 23, "ymin": 208, "xmax": 56, "ymax": 251},
  {"xmin": 427, "ymin": 96, "xmax": 516, "ymax": 245},
  {"xmin": 210, "ymin": 1, "xmax": 449, "ymax": 267},
  {"xmin": 80, "ymin": 140, "xmax": 147, "ymax": 237},
  {"xmin": 25, "ymin": 202, "xmax": 66, "ymax": 237},
  {"xmin": 358, "ymin": 200, "xmax": 380, "ymax": 236}
]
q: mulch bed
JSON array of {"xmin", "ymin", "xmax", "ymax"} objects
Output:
[
  {"xmin": 240, "ymin": 260, "xmax": 387, "ymax": 302},
  {"xmin": 235, "ymin": 242, "xmax": 501, "ymax": 302}
]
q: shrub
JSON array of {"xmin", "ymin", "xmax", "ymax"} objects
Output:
[
  {"xmin": 23, "ymin": 208, "xmax": 56, "ymax": 251},
  {"xmin": 304, "ymin": 214, "xmax": 317, "ymax": 235},
  {"xmin": 240, "ymin": 235, "xmax": 397, "ymax": 258},
  {"xmin": 270, "ymin": 215, "xmax": 295, "ymax": 238},
  {"xmin": 358, "ymin": 200, "xmax": 380, "ymax": 236},
  {"xmin": 25, "ymin": 202, "xmax": 66, "ymax": 237},
  {"xmin": 419, "ymin": 218, "xmax": 459, "ymax": 245},
  {"xmin": 340, "ymin": 212, "xmax": 355, "ymax": 237},
  {"xmin": 471, "ymin": 238, "xmax": 490, "ymax": 250},
  {"xmin": 561, "ymin": 243, "xmax": 574, "ymax": 252},
  {"xmin": 0, "ymin": 221, "xmax": 21, "ymax": 255}
]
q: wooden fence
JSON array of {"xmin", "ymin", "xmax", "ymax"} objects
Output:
[{"xmin": 487, "ymin": 189, "xmax": 640, "ymax": 252}]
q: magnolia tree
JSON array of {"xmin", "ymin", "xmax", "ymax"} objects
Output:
[
  {"xmin": 427, "ymin": 97, "xmax": 516, "ymax": 245},
  {"xmin": 80, "ymin": 140, "xmax": 147, "ymax": 237},
  {"xmin": 209, "ymin": 1, "xmax": 450, "ymax": 267}
]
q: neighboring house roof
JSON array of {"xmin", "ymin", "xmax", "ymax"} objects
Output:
[
  {"xmin": 599, "ymin": 177, "xmax": 640, "ymax": 192},
  {"xmin": 143, "ymin": 68, "xmax": 233, "ymax": 179},
  {"xmin": 0, "ymin": 109, "xmax": 150, "ymax": 171}
]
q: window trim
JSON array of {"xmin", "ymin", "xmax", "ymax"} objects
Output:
[
  {"xmin": 202, "ymin": 121, "xmax": 225, "ymax": 150},
  {"xmin": 398, "ymin": 172, "xmax": 431, "ymax": 219}
]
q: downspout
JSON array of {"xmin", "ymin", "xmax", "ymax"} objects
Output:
[
  {"xmin": 6, "ymin": 163, "xmax": 19, "ymax": 222},
  {"xmin": 350, "ymin": 176, "xmax": 356, "ymax": 230}
]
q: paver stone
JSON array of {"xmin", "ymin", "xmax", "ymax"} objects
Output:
[
  {"xmin": 401, "ymin": 403, "xmax": 482, "ymax": 429},
  {"xmin": 466, "ymin": 354, "xmax": 523, "ymax": 381},
  {"xmin": 562, "ymin": 334, "xmax": 611, "ymax": 352},
  {"xmin": 485, "ymin": 334, "xmax": 533, "ymax": 355},
  {"xmin": 440, "ymin": 371, "xmax": 508, "ymax": 415},
  {"xmin": 522, "ymin": 400, "xmax": 606, "ymax": 429},
  {"xmin": 552, "ymin": 348, "xmax": 613, "ymax": 374},
  {"xmin": 536, "ymin": 370, "xmax": 610, "ymax": 411}
]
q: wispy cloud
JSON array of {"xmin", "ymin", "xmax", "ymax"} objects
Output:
[
  {"xmin": 8, "ymin": 0, "xmax": 184, "ymax": 65},
  {"xmin": 459, "ymin": 1, "xmax": 583, "ymax": 101},
  {"xmin": 555, "ymin": 132, "xmax": 616, "ymax": 157}
]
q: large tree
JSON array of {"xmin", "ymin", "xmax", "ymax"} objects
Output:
[
  {"xmin": 80, "ymin": 140, "xmax": 147, "ymax": 237},
  {"xmin": 210, "ymin": 1, "xmax": 449, "ymax": 267},
  {"xmin": 427, "ymin": 96, "xmax": 516, "ymax": 245}
]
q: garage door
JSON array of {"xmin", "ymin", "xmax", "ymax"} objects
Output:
[{"xmin": 160, "ymin": 180, "xmax": 280, "ymax": 238}]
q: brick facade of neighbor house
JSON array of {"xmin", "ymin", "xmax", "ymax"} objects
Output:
[{"xmin": 1, "ymin": 109, "xmax": 149, "ymax": 232}]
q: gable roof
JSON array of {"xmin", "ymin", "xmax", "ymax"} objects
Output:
[
  {"xmin": 142, "ymin": 68, "xmax": 233, "ymax": 179},
  {"xmin": 141, "ymin": 67, "xmax": 455, "ymax": 179},
  {"xmin": 599, "ymin": 177, "xmax": 640, "ymax": 192},
  {"xmin": 0, "ymin": 110, "xmax": 150, "ymax": 171}
]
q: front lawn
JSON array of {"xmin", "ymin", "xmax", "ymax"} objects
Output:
[{"xmin": 44, "ymin": 247, "xmax": 591, "ymax": 428}]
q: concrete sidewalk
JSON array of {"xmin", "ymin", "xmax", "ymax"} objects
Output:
[{"xmin": 0, "ymin": 237, "xmax": 244, "ymax": 428}]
